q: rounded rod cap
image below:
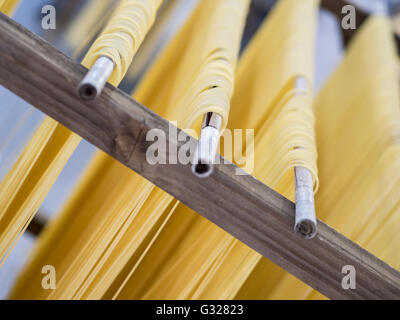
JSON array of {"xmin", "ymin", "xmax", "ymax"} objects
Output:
[
  {"xmin": 78, "ymin": 56, "xmax": 115, "ymax": 101},
  {"xmin": 192, "ymin": 113, "xmax": 222, "ymax": 178},
  {"xmin": 294, "ymin": 166, "xmax": 317, "ymax": 239}
]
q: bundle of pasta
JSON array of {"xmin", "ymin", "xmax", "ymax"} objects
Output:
[
  {"xmin": 82, "ymin": 0, "xmax": 163, "ymax": 86},
  {"xmin": 10, "ymin": 0, "xmax": 250, "ymax": 299},
  {"xmin": 265, "ymin": 15, "xmax": 400, "ymax": 300},
  {"xmin": 65, "ymin": 0, "xmax": 118, "ymax": 58},
  {"xmin": 0, "ymin": 0, "xmax": 163, "ymax": 265},
  {"xmin": 111, "ymin": 0, "xmax": 319, "ymax": 300},
  {"xmin": 0, "ymin": 0, "xmax": 19, "ymax": 16}
]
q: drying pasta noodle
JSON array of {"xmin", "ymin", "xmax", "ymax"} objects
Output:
[
  {"xmin": 65, "ymin": 0, "xmax": 117, "ymax": 58},
  {"xmin": 10, "ymin": 0, "xmax": 399, "ymax": 301},
  {"xmin": 12, "ymin": 0, "xmax": 317, "ymax": 299},
  {"xmin": 82, "ymin": 0, "xmax": 163, "ymax": 86},
  {"xmin": 0, "ymin": 107, "xmax": 34, "ymax": 165},
  {"xmin": 0, "ymin": 0, "xmax": 19, "ymax": 16},
  {"xmin": 114, "ymin": 0, "xmax": 319, "ymax": 300},
  {"xmin": 263, "ymin": 15, "xmax": 400, "ymax": 300},
  {"xmin": 10, "ymin": 0, "xmax": 250, "ymax": 299},
  {"xmin": 0, "ymin": 119, "xmax": 80, "ymax": 266},
  {"xmin": 0, "ymin": 0, "xmax": 163, "ymax": 265},
  {"xmin": 123, "ymin": 0, "xmax": 184, "ymax": 85}
]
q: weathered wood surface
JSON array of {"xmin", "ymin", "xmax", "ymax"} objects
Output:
[{"xmin": 1, "ymin": 13, "xmax": 400, "ymax": 299}]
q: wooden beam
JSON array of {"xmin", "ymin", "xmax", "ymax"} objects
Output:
[{"xmin": 0, "ymin": 13, "xmax": 400, "ymax": 300}]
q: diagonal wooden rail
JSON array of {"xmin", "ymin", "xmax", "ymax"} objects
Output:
[{"xmin": 0, "ymin": 13, "xmax": 400, "ymax": 300}]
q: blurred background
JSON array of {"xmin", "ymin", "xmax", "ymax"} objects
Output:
[{"xmin": 0, "ymin": 0, "xmax": 399, "ymax": 298}]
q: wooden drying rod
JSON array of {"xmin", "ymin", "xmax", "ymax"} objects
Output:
[{"xmin": 1, "ymin": 13, "xmax": 400, "ymax": 300}]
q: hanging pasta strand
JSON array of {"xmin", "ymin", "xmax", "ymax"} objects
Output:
[
  {"xmin": 187, "ymin": 0, "xmax": 248, "ymax": 177},
  {"xmin": 0, "ymin": 0, "xmax": 163, "ymax": 266},
  {"xmin": 0, "ymin": 0, "xmax": 20, "ymax": 16},
  {"xmin": 265, "ymin": 14, "xmax": 400, "ymax": 300},
  {"xmin": 10, "ymin": 0, "xmax": 250, "ymax": 300},
  {"xmin": 65, "ymin": 0, "xmax": 118, "ymax": 58},
  {"xmin": 6, "ymin": 0, "xmax": 400, "ymax": 301},
  {"xmin": 113, "ymin": 0, "xmax": 319, "ymax": 300},
  {"xmin": 78, "ymin": 0, "xmax": 163, "ymax": 100}
]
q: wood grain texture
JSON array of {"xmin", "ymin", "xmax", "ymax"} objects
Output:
[{"xmin": 0, "ymin": 13, "xmax": 400, "ymax": 300}]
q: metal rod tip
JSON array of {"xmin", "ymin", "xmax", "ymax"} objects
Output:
[
  {"xmin": 192, "ymin": 161, "xmax": 213, "ymax": 178},
  {"xmin": 295, "ymin": 219, "xmax": 317, "ymax": 239},
  {"xmin": 78, "ymin": 83, "xmax": 98, "ymax": 101},
  {"xmin": 294, "ymin": 166, "xmax": 317, "ymax": 240},
  {"xmin": 77, "ymin": 56, "xmax": 114, "ymax": 101},
  {"xmin": 191, "ymin": 112, "xmax": 222, "ymax": 179}
]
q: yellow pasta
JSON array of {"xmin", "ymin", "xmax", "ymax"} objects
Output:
[
  {"xmin": 12, "ymin": 0, "xmax": 317, "ymax": 300},
  {"xmin": 0, "ymin": 0, "xmax": 163, "ymax": 266},
  {"xmin": 164, "ymin": 0, "xmax": 248, "ymax": 130},
  {"xmin": 0, "ymin": 0, "xmax": 19, "ymax": 16},
  {"xmin": 266, "ymin": 15, "xmax": 400, "ymax": 300},
  {"xmin": 114, "ymin": 0, "xmax": 319, "ymax": 300},
  {"xmin": 82, "ymin": 0, "xmax": 164, "ymax": 86},
  {"xmin": 0, "ymin": 119, "xmax": 81, "ymax": 266},
  {"xmin": 5, "ymin": 0, "xmax": 399, "ymax": 302},
  {"xmin": 10, "ymin": 0, "xmax": 250, "ymax": 300},
  {"xmin": 65, "ymin": 0, "xmax": 117, "ymax": 57}
]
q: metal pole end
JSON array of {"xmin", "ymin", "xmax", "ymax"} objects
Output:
[
  {"xmin": 294, "ymin": 166, "xmax": 317, "ymax": 240},
  {"xmin": 191, "ymin": 113, "xmax": 222, "ymax": 179},
  {"xmin": 77, "ymin": 56, "xmax": 115, "ymax": 101},
  {"xmin": 293, "ymin": 80, "xmax": 317, "ymax": 239},
  {"xmin": 295, "ymin": 219, "xmax": 317, "ymax": 239},
  {"xmin": 192, "ymin": 161, "xmax": 214, "ymax": 178},
  {"xmin": 78, "ymin": 83, "xmax": 99, "ymax": 101}
]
